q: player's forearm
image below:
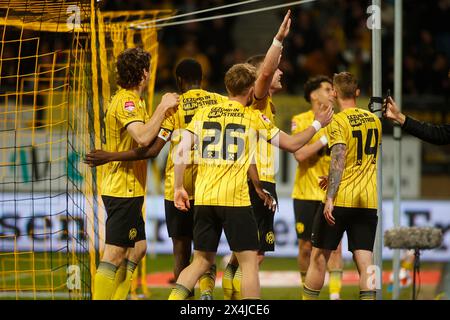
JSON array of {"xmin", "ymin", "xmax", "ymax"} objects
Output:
[
  {"xmin": 284, "ymin": 126, "xmax": 316, "ymax": 153},
  {"xmin": 294, "ymin": 139, "xmax": 327, "ymax": 162},
  {"xmin": 254, "ymin": 43, "xmax": 283, "ymax": 99},
  {"xmin": 118, "ymin": 146, "xmax": 161, "ymax": 161},
  {"xmin": 326, "ymin": 144, "xmax": 346, "ymax": 200},
  {"xmin": 173, "ymin": 133, "xmax": 194, "ymax": 188},
  {"xmin": 247, "ymin": 163, "xmax": 263, "ymax": 191},
  {"xmin": 174, "ymin": 162, "xmax": 187, "ymax": 189},
  {"xmin": 138, "ymin": 108, "xmax": 166, "ymax": 146}
]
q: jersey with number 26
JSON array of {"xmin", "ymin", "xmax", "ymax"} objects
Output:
[{"xmin": 186, "ymin": 100, "xmax": 280, "ymax": 207}]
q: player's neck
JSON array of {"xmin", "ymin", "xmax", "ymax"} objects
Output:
[
  {"xmin": 229, "ymin": 95, "xmax": 248, "ymax": 106},
  {"xmin": 131, "ymin": 85, "xmax": 145, "ymax": 98},
  {"xmin": 338, "ymin": 98, "xmax": 356, "ymax": 111},
  {"xmin": 181, "ymin": 83, "xmax": 201, "ymax": 93},
  {"xmin": 311, "ymin": 102, "xmax": 320, "ymax": 113}
]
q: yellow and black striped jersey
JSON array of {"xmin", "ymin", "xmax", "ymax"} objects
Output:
[
  {"xmin": 251, "ymin": 95, "xmax": 277, "ymax": 183},
  {"xmin": 291, "ymin": 110, "xmax": 330, "ymax": 201},
  {"xmin": 186, "ymin": 100, "xmax": 280, "ymax": 207},
  {"xmin": 326, "ymin": 107, "xmax": 382, "ymax": 209},
  {"xmin": 101, "ymin": 88, "xmax": 150, "ymax": 197},
  {"xmin": 158, "ymin": 89, "xmax": 227, "ymax": 201}
]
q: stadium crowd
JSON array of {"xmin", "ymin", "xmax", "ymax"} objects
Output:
[{"xmin": 101, "ymin": 0, "xmax": 450, "ymax": 98}]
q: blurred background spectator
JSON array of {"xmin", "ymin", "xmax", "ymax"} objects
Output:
[{"xmin": 98, "ymin": 0, "xmax": 449, "ymax": 99}]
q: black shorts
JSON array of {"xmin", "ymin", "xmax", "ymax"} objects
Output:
[
  {"xmin": 249, "ymin": 181, "xmax": 277, "ymax": 252},
  {"xmin": 293, "ymin": 200, "xmax": 322, "ymax": 241},
  {"xmin": 311, "ymin": 204, "xmax": 378, "ymax": 252},
  {"xmin": 102, "ymin": 195, "xmax": 146, "ymax": 248},
  {"xmin": 165, "ymin": 200, "xmax": 194, "ymax": 239},
  {"xmin": 193, "ymin": 205, "xmax": 259, "ymax": 252}
]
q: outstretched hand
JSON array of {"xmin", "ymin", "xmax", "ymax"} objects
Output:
[
  {"xmin": 159, "ymin": 92, "xmax": 179, "ymax": 117},
  {"xmin": 383, "ymin": 96, "xmax": 405, "ymax": 125},
  {"xmin": 319, "ymin": 175, "xmax": 328, "ymax": 191},
  {"xmin": 255, "ymin": 187, "xmax": 277, "ymax": 213},
  {"xmin": 314, "ymin": 104, "xmax": 334, "ymax": 128},
  {"xmin": 83, "ymin": 149, "xmax": 112, "ymax": 167},
  {"xmin": 275, "ymin": 10, "xmax": 291, "ymax": 41},
  {"xmin": 323, "ymin": 198, "xmax": 335, "ymax": 226}
]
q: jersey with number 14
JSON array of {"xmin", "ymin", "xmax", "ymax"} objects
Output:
[
  {"xmin": 159, "ymin": 89, "xmax": 227, "ymax": 201},
  {"xmin": 186, "ymin": 100, "xmax": 280, "ymax": 207},
  {"xmin": 326, "ymin": 108, "xmax": 382, "ymax": 209}
]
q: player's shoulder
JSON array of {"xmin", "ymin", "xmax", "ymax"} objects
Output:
[
  {"xmin": 248, "ymin": 107, "xmax": 273, "ymax": 126},
  {"xmin": 115, "ymin": 88, "xmax": 138, "ymax": 101},
  {"xmin": 108, "ymin": 89, "xmax": 133, "ymax": 111},
  {"xmin": 251, "ymin": 94, "xmax": 270, "ymax": 110}
]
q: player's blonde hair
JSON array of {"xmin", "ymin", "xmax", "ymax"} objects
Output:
[
  {"xmin": 333, "ymin": 72, "xmax": 358, "ymax": 100},
  {"xmin": 224, "ymin": 63, "xmax": 257, "ymax": 96}
]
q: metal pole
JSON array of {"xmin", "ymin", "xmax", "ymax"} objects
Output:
[
  {"xmin": 371, "ymin": 0, "xmax": 383, "ymax": 300},
  {"xmin": 392, "ymin": 0, "xmax": 403, "ymax": 300}
]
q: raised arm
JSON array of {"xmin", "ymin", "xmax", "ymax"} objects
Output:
[
  {"xmin": 84, "ymin": 137, "xmax": 167, "ymax": 167},
  {"xmin": 253, "ymin": 10, "xmax": 291, "ymax": 103},
  {"xmin": 126, "ymin": 93, "xmax": 179, "ymax": 146}
]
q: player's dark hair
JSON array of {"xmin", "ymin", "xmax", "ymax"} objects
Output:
[
  {"xmin": 246, "ymin": 55, "xmax": 265, "ymax": 69},
  {"xmin": 116, "ymin": 47, "xmax": 151, "ymax": 89},
  {"xmin": 304, "ymin": 75, "xmax": 332, "ymax": 103},
  {"xmin": 175, "ymin": 58, "xmax": 203, "ymax": 83}
]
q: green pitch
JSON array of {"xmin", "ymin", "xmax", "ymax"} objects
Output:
[{"xmin": 0, "ymin": 253, "xmax": 442, "ymax": 300}]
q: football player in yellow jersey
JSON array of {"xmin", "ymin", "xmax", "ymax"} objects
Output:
[
  {"xmin": 303, "ymin": 72, "xmax": 382, "ymax": 301},
  {"xmin": 222, "ymin": 10, "xmax": 292, "ymax": 300},
  {"xmin": 92, "ymin": 48, "xmax": 179, "ymax": 300},
  {"xmin": 85, "ymin": 58, "xmax": 228, "ymax": 299},
  {"xmin": 291, "ymin": 75, "xmax": 343, "ymax": 300},
  {"xmin": 168, "ymin": 63, "xmax": 333, "ymax": 300}
]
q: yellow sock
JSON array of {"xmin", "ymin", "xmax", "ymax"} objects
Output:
[
  {"xmin": 329, "ymin": 269, "xmax": 343, "ymax": 300},
  {"xmin": 93, "ymin": 262, "xmax": 117, "ymax": 300},
  {"xmin": 300, "ymin": 271, "xmax": 307, "ymax": 298},
  {"xmin": 112, "ymin": 261, "xmax": 127, "ymax": 295},
  {"xmin": 300, "ymin": 271, "xmax": 307, "ymax": 285},
  {"xmin": 302, "ymin": 284, "xmax": 320, "ymax": 300},
  {"xmin": 232, "ymin": 267, "xmax": 242, "ymax": 300},
  {"xmin": 222, "ymin": 263, "xmax": 237, "ymax": 300},
  {"xmin": 112, "ymin": 260, "xmax": 138, "ymax": 300},
  {"xmin": 168, "ymin": 283, "xmax": 192, "ymax": 300},
  {"xmin": 199, "ymin": 264, "xmax": 216, "ymax": 298},
  {"xmin": 360, "ymin": 290, "xmax": 376, "ymax": 300}
]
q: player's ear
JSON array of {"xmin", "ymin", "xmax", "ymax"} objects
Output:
[
  {"xmin": 355, "ymin": 88, "xmax": 360, "ymax": 98},
  {"xmin": 310, "ymin": 90, "xmax": 318, "ymax": 102}
]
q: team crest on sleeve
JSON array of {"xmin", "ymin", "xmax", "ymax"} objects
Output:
[
  {"xmin": 124, "ymin": 101, "xmax": 135, "ymax": 112},
  {"xmin": 261, "ymin": 113, "xmax": 271, "ymax": 123},
  {"xmin": 291, "ymin": 121, "xmax": 297, "ymax": 131}
]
